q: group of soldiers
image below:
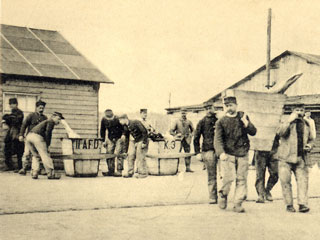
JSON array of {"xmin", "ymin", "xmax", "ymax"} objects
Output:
[
  {"xmin": 193, "ymin": 96, "xmax": 316, "ymax": 213},
  {"xmin": 2, "ymin": 98, "xmax": 63, "ymax": 179},
  {"xmin": 1, "ymin": 95, "xmax": 317, "ymax": 213}
]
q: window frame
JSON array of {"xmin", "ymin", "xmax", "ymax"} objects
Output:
[{"xmin": 3, "ymin": 91, "xmax": 40, "ymax": 115}]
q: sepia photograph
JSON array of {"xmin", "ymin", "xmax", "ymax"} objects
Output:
[{"xmin": 0, "ymin": 0, "xmax": 320, "ymax": 239}]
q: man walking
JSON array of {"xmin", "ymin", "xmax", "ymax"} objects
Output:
[
  {"xmin": 18, "ymin": 100, "xmax": 48, "ymax": 175},
  {"xmin": 2, "ymin": 98, "xmax": 24, "ymax": 171},
  {"xmin": 170, "ymin": 109, "xmax": 194, "ymax": 172},
  {"xmin": 118, "ymin": 114, "xmax": 149, "ymax": 178},
  {"xmin": 194, "ymin": 104, "xmax": 219, "ymax": 204},
  {"xmin": 214, "ymin": 96, "xmax": 257, "ymax": 213},
  {"xmin": 25, "ymin": 112, "xmax": 64, "ymax": 179},
  {"xmin": 276, "ymin": 104, "xmax": 315, "ymax": 213},
  {"xmin": 100, "ymin": 109, "xmax": 127, "ymax": 177},
  {"xmin": 254, "ymin": 134, "xmax": 280, "ymax": 203}
]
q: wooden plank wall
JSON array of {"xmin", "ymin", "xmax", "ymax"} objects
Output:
[
  {"xmin": 0, "ymin": 76, "xmax": 99, "ymax": 169},
  {"xmin": 310, "ymin": 112, "xmax": 320, "ymax": 165}
]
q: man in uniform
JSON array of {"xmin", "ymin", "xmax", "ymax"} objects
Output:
[
  {"xmin": 2, "ymin": 98, "xmax": 24, "ymax": 171},
  {"xmin": 100, "ymin": 109, "xmax": 128, "ymax": 177},
  {"xmin": 118, "ymin": 114, "xmax": 149, "ymax": 178},
  {"xmin": 140, "ymin": 109, "xmax": 156, "ymax": 134},
  {"xmin": 170, "ymin": 109, "xmax": 194, "ymax": 172},
  {"xmin": 277, "ymin": 104, "xmax": 315, "ymax": 213},
  {"xmin": 214, "ymin": 96, "xmax": 257, "ymax": 213},
  {"xmin": 254, "ymin": 134, "xmax": 280, "ymax": 203},
  {"xmin": 25, "ymin": 112, "xmax": 64, "ymax": 179},
  {"xmin": 18, "ymin": 100, "xmax": 48, "ymax": 175},
  {"xmin": 194, "ymin": 104, "xmax": 219, "ymax": 204}
]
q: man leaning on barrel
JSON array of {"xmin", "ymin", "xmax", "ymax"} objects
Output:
[
  {"xmin": 118, "ymin": 114, "xmax": 149, "ymax": 179},
  {"xmin": 25, "ymin": 112, "xmax": 64, "ymax": 180}
]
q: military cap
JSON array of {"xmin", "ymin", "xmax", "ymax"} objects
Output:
[
  {"xmin": 36, "ymin": 100, "xmax": 46, "ymax": 107},
  {"xmin": 223, "ymin": 96, "xmax": 237, "ymax": 105},
  {"xmin": 53, "ymin": 112, "xmax": 64, "ymax": 119},
  {"xmin": 9, "ymin": 98, "xmax": 18, "ymax": 104},
  {"xmin": 140, "ymin": 109, "xmax": 148, "ymax": 113},
  {"xmin": 291, "ymin": 103, "xmax": 305, "ymax": 109},
  {"xmin": 118, "ymin": 114, "xmax": 128, "ymax": 119}
]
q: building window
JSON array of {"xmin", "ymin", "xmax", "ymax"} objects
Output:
[{"xmin": 3, "ymin": 92, "xmax": 39, "ymax": 115}]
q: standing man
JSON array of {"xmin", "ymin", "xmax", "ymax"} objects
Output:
[
  {"xmin": 214, "ymin": 96, "xmax": 257, "ymax": 213},
  {"xmin": 100, "ymin": 109, "xmax": 127, "ymax": 177},
  {"xmin": 170, "ymin": 109, "xmax": 194, "ymax": 172},
  {"xmin": 18, "ymin": 100, "xmax": 48, "ymax": 175},
  {"xmin": 277, "ymin": 104, "xmax": 315, "ymax": 213},
  {"xmin": 25, "ymin": 112, "xmax": 64, "ymax": 179},
  {"xmin": 118, "ymin": 114, "xmax": 149, "ymax": 179},
  {"xmin": 140, "ymin": 109, "xmax": 156, "ymax": 134},
  {"xmin": 254, "ymin": 134, "xmax": 280, "ymax": 203},
  {"xmin": 194, "ymin": 104, "xmax": 219, "ymax": 204},
  {"xmin": 2, "ymin": 98, "xmax": 24, "ymax": 171}
]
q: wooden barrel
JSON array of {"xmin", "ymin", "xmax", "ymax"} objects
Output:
[
  {"xmin": 146, "ymin": 139, "xmax": 181, "ymax": 176},
  {"xmin": 61, "ymin": 138, "xmax": 103, "ymax": 177}
]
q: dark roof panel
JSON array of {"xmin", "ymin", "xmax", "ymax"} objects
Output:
[
  {"xmin": 71, "ymin": 67, "xmax": 110, "ymax": 82},
  {"xmin": 5, "ymin": 36, "xmax": 49, "ymax": 52},
  {"xmin": 0, "ymin": 24, "xmax": 113, "ymax": 83},
  {"xmin": 0, "ymin": 61, "xmax": 39, "ymax": 75},
  {"xmin": 42, "ymin": 40, "xmax": 80, "ymax": 55},
  {"xmin": 32, "ymin": 63, "xmax": 77, "ymax": 79}
]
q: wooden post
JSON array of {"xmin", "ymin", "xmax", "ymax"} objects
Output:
[{"xmin": 266, "ymin": 8, "xmax": 272, "ymax": 88}]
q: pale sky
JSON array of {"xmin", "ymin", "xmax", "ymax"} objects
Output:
[{"xmin": 1, "ymin": 0, "xmax": 320, "ymax": 113}]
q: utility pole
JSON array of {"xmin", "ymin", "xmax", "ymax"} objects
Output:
[{"xmin": 266, "ymin": 8, "xmax": 272, "ymax": 89}]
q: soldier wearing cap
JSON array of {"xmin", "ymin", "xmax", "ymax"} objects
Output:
[
  {"xmin": 214, "ymin": 96, "xmax": 257, "ymax": 213},
  {"xmin": 18, "ymin": 100, "xmax": 48, "ymax": 175},
  {"xmin": 194, "ymin": 103, "xmax": 219, "ymax": 204},
  {"xmin": 170, "ymin": 108, "xmax": 194, "ymax": 172},
  {"xmin": 140, "ymin": 109, "xmax": 156, "ymax": 134},
  {"xmin": 276, "ymin": 103, "xmax": 315, "ymax": 213},
  {"xmin": 2, "ymin": 98, "xmax": 24, "ymax": 171},
  {"xmin": 25, "ymin": 112, "xmax": 64, "ymax": 179},
  {"xmin": 118, "ymin": 114, "xmax": 149, "ymax": 178},
  {"xmin": 100, "ymin": 109, "xmax": 128, "ymax": 177}
]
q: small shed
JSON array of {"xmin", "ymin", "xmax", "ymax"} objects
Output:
[{"xmin": 0, "ymin": 24, "xmax": 113, "ymax": 169}]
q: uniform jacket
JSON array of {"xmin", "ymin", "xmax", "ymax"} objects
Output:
[
  {"xmin": 193, "ymin": 113, "xmax": 218, "ymax": 154},
  {"xmin": 19, "ymin": 112, "xmax": 48, "ymax": 137},
  {"xmin": 30, "ymin": 119, "xmax": 55, "ymax": 147},
  {"xmin": 100, "ymin": 116, "xmax": 126, "ymax": 142},
  {"xmin": 2, "ymin": 108, "xmax": 24, "ymax": 142},
  {"xmin": 276, "ymin": 117, "xmax": 315, "ymax": 166},
  {"xmin": 170, "ymin": 118, "xmax": 194, "ymax": 145},
  {"xmin": 127, "ymin": 120, "xmax": 148, "ymax": 144},
  {"xmin": 214, "ymin": 111, "xmax": 257, "ymax": 157}
]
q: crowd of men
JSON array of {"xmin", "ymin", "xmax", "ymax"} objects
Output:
[{"xmin": 1, "ymin": 95, "xmax": 317, "ymax": 213}]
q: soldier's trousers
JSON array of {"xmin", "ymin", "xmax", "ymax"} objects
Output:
[
  {"xmin": 180, "ymin": 139, "xmax": 191, "ymax": 169},
  {"xmin": 26, "ymin": 133, "xmax": 54, "ymax": 173},
  {"xmin": 220, "ymin": 154, "xmax": 248, "ymax": 205},
  {"xmin": 4, "ymin": 139, "xmax": 24, "ymax": 169},
  {"xmin": 202, "ymin": 151, "xmax": 217, "ymax": 200},
  {"xmin": 254, "ymin": 150, "xmax": 279, "ymax": 197},
  {"xmin": 106, "ymin": 138, "xmax": 124, "ymax": 173},
  {"xmin": 127, "ymin": 140, "xmax": 148, "ymax": 176},
  {"xmin": 279, "ymin": 158, "xmax": 308, "ymax": 206}
]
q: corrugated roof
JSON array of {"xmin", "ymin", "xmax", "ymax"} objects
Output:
[{"xmin": 0, "ymin": 24, "xmax": 113, "ymax": 83}]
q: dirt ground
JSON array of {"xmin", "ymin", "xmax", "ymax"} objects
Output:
[{"xmin": 1, "ymin": 161, "xmax": 320, "ymax": 240}]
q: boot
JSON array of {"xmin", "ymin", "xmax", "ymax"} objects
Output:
[
  {"xmin": 31, "ymin": 170, "xmax": 39, "ymax": 179},
  {"xmin": 218, "ymin": 191, "xmax": 227, "ymax": 210},
  {"xmin": 209, "ymin": 198, "xmax": 217, "ymax": 204},
  {"xmin": 113, "ymin": 171, "xmax": 122, "ymax": 177},
  {"xmin": 18, "ymin": 168, "xmax": 27, "ymax": 175},
  {"xmin": 286, "ymin": 205, "xmax": 296, "ymax": 213},
  {"xmin": 123, "ymin": 173, "xmax": 133, "ymax": 178},
  {"xmin": 299, "ymin": 205, "xmax": 310, "ymax": 213},
  {"xmin": 233, "ymin": 204, "xmax": 245, "ymax": 213},
  {"xmin": 47, "ymin": 170, "xmax": 61, "ymax": 180},
  {"xmin": 135, "ymin": 174, "xmax": 148, "ymax": 179},
  {"xmin": 256, "ymin": 195, "xmax": 265, "ymax": 203},
  {"xmin": 265, "ymin": 191, "xmax": 273, "ymax": 202}
]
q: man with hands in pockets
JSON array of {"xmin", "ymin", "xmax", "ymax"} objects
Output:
[{"xmin": 214, "ymin": 96, "xmax": 257, "ymax": 213}]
